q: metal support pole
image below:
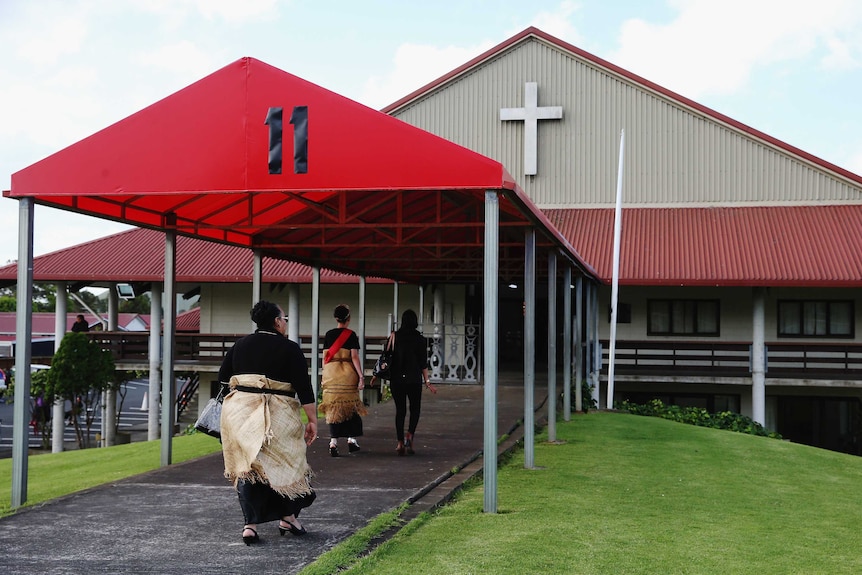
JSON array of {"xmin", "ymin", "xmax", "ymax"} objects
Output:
[
  {"xmin": 483, "ymin": 191, "xmax": 499, "ymax": 513},
  {"xmin": 253, "ymin": 250, "xmax": 263, "ymax": 329},
  {"xmin": 311, "ymin": 267, "xmax": 321, "ymax": 398},
  {"xmin": 523, "ymin": 229, "xmax": 536, "ymax": 468},
  {"xmin": 574, "ymin": 276, "xmax": 583, "ymax": 412},
  {"xmin": 547, "ymin": 252, "xmax": 557, "ymax": 442},
  {"xmin": 591, "ymin": 283, "xmax": 601, "ymax": 408},
  {"xmin": 160, "ymin": 231, "xmax": 177, "ymax": 466},
  {"xmin": 358, "ymin": 276, "xmax": 370, "ymax": 405},
  {"xmin": 563, "ymin": 265, "xmax": 572, "ymax": 422},
  {"xmin": 12, "ymin": 197, "xmax": 35, "ymax": 507}
]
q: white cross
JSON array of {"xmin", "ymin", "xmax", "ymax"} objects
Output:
[{"xmin": 500, "ymin": 82, "xmax": 563, "ymax": 176}]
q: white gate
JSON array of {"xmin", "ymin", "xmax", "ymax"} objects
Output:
[{"xmin": 425, "ymin": 323, "xmax": 481, "ymax": 383}]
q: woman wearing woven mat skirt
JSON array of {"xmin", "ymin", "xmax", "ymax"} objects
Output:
[
  {"xmin": 218, "ymin": 301, "xmax": 318, "ymax": 545},
  {"xmin": 319, "ymin": 304, "xmax": 368, "ymax": 457}
]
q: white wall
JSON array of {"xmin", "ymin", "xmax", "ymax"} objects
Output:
[
  {"xmin": 596, "ymin": 285, "xmax": 862, "ymax": 344},
  {"xmin": 200, "ymin": 282, "xmax": 466, "ymax": 338}
]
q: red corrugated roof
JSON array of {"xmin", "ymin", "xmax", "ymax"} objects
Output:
[
  {"xmin": 175, "ymin": 307, "xmax": 199, "ymax": 333},
  {"xmin": 0, "ymin": 312, "xmax": 149, "ymax": 342},
  {"xmin": 0, "ymin": 228, "xmax": 399, "ymax": 286},
  {"xmin": 545, "ymin": 205, "xmax": 862, "ymax": 287}
]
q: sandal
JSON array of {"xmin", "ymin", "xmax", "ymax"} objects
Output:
[
  {"xmin": 279, "ymin": 518, "xmax": 307, "ymax": 536},
  {"xmin": 242, "ymin": 526, "xmax": 260, "ymax": 545}
]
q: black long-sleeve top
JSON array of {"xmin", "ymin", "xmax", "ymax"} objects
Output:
[
  {"xmin": 218, "ymin": 331, "xmax": 314, "ymax": 405},
  {"xmin": 391, "ymin": 328, "xmax": 430, "ymax": 386}
]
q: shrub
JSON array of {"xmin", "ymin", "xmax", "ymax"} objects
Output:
[
  {"xmin": 580, "ymin": 380, "xmax": 597, "ymax": 412},
  {"xmin": 618, "ymin": 399, "xmax": 782, "ymax": 439}
]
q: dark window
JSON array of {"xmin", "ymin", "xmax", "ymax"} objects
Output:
[
  {"xmin": 777, "ymin": 300, "xmax": 854, "ymax": 338},
  {"xmin": 607, "ymin": 302, "xmax": 632, "ymax": 323},
  {"xmin": 647, "ymin": 299, "xmax": 720, "ymax": 336}
]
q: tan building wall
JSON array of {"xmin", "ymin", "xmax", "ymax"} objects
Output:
[{"xmin": 391, "ymin": 36, "xmax": 862, "ymax": 207}]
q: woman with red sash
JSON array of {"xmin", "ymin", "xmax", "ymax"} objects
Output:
[{"xmin": 319, "ymin": 304, "xmax": 367, "ymax": 457}]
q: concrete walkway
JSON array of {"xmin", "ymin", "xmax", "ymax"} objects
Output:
[{"xmin": 0, "ymin": 378, "xmax": 540, "ymax": 574}]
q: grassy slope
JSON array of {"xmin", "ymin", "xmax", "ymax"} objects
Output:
[{"xmin": 335, "ymin": 412, "xmax": 862, "ymax": 575}]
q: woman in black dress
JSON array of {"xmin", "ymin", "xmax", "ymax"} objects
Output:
[
  {"xmin": 319, "ymin": 304, "xmax": 367, "ymax": 457},
  {"xmin": 219, "ymin": 300, "xmax": 318, "ymax": 545},
  {"xmin": 390, "ymin": 309, "xmax": 436, "ymax": 455}
]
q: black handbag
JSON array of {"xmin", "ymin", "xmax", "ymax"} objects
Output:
[
  {"xmin": 372, "ymin": 332, "xmax": 395, "ymax": 381},
  {"xmin": 194, "ymin": 386, "xmax": 225, "ymax": 438}
]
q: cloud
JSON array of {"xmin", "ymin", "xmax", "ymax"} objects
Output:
[
  {"xmin": 821, "ymin": 36, "xmax": 859, "ymax": 70},
  {"xmin": 129, "ymin": 0, "xmax": 279, "ymax": 26},
  {"xmin": 847, "ymin": 148, "xmax": 862, "ymax": 177},
  {"xmin": 359, "ymin": 1, "xmax": 586, "ymax": 110},
  {"xmin": 13, "ymin": 13, "xmax": 90, "ymax": 66},
  {"xmin": 360, "ymin": 41, "xmax": 496, "ymax": 109},
  {"xmin": 609, "ymin": 0, "xmax": 862, "ymax": 99},
  {"xmin": 135, "ymin": 40, "xmax": 221, "ymax": 80},
  {"xmin": 528, "ymin": 0, "xmax": 583, "ymax": 45},
  {"xmin": 0, "ymin": 65, "xmax": 102, "ymax": 150}
]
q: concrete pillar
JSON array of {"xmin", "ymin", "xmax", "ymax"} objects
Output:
[
  {"xmin": 148, "ymin": 283, "xmax": 162, "ymax": 441},
  {"xmin": 52, "ymin": 282, "xmax": 67, "ymax": 453},
  {"xmin": 103, "ymin": 284, "xmax": 120, "ymax": 447},
  {"xmin": 288, "ymin": 284, "xmax": 300, "ymax": 344},
  {"xmin": 751, "ymin": 287, "xmax": 766, "ymax": 425}
]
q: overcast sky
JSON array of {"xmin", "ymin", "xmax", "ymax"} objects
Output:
[{"xmin": 2, "ymin": 0, "xmax": 861, "ymax": 264}]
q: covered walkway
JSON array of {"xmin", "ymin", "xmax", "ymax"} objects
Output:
[{"xmin": 0, "ymin": 380, "xmax": 542, "ymax": 574}]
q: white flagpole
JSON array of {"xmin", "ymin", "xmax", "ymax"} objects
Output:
[{"xmin": 607, "ymin": 129, "xmax": 625, "ymax": 409}]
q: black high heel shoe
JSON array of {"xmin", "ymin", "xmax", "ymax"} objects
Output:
[
  {"xmin": 348, "ymin": 440, "xmax": 360, "ymax": 453},
  {"xmin": 405, "ymin": 433, "xmax": 415, "ymax": 455},
  {"xmin": 329, "ymin": 444, "xmax": 339, "ymax": 457},
  {"xmin": 242, "ymin": 527, "xmax": 259, "ymax": 545},
  {"xmin": 279, "ymin": 519, "xmax": 307, "ymax": 536}
]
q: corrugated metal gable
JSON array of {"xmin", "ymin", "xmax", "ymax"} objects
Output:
[{"xmin": 386, "ymin": 28, "xmax": 862, "ymax": 208}]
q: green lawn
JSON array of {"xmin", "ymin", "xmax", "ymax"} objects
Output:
[
  {"xmin": 0, "ymin": 433, "xmax": 222, "ymax": 517},
  {"xmin": 309, "ymin": 411, "xmax": 862, "ymax": 575}
]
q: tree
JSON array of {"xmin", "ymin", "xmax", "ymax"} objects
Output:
[
  {"xmin": 119, "ymin": 292, "xmax": 152, "ymax": 314},
  {"xmin": 0, "ymin": 294, "xmax": 14, "ymax": 312},
  {"xmin": 45, "ymin": 332, "xmax": 116, "ymax": 448},
  {"xmin": 0, "ymin": 285, "xmax": 54, "ymax": 312}
]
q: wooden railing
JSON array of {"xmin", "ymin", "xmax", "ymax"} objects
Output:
[
  {"xmin": 36, "ymin": 334, "xmax": 860, "ymax": 382},
  {"xmin": 84, "ymin": 332, "xmax": 391, "ymax": 372},
  {"xmin": 600, "ymin": 340, "xmax": 862, "ymax": 380}
]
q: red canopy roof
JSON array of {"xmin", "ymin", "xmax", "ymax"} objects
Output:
[{"xmin": 5, "ymin": 57, "xmax": 592, "ymax": 283}]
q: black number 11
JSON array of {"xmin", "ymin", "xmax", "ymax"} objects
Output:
[{"xmin": 265, "ymin": 106, "xmax": 308, "ymax": 174}]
